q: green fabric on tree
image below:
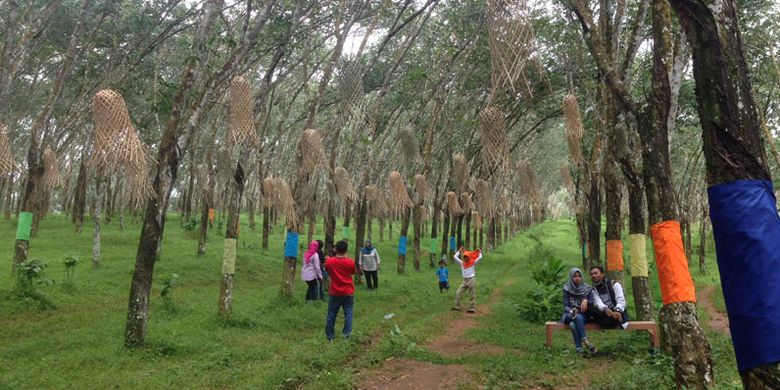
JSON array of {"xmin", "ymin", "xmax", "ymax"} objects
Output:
[{"xmin": 16, "ymin": 212, "xmax": 32, "ymax": 241}]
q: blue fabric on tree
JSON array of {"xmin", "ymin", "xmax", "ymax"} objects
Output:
[
  {"xmin": 284, "ymin": 232, "xmax": 299, "ymax": 258},
  {"xmin": 708, "ymin": 179, "xmax": 780, "ymax": 372},
  {"xmin": 449, "ymin": 236, "xmax": 456, "ymax": 251},
  {"xmin": 398, "ymin": 236, "xmax": 407, "ymax": 255}
]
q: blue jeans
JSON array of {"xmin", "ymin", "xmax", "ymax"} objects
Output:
[
  {"xmin": 563, "ymin": 312, "xmax": 588, "ymax": 349},
  {"xmin": 326, "ymin": 295, "xmax": 354, "ymax": 340}
]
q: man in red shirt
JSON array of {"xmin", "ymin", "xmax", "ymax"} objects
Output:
[{"xmin": 324, "ymin": 240, "xmax": 355, "ymax": 341}]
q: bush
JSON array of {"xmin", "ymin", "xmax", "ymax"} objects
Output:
[
  {"xmin": 183, "ymin": 219, "xmax": 198, "ymax": 231},
  {"xmin": 63, "ymin": 255, "xmax": 79, "ymax": 282},
  {"xmin": 14, "ymin": 259, "xmax": 56, "ymax": 310},
  {"xmin": 518, "ymin": 246, "xmax": 566, "ymax": 323}
]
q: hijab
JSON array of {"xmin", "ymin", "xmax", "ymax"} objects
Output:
[
  {"xmin": 304, "ymin": 240, "xmax": 319, "ymax": 265},
  {"xmin": 563, "ymin": 267, "xmax": 592, "ymax": 296},
  {"xmin": 361, "ymin": 239, "xmax": 374, "ymax": 255}
]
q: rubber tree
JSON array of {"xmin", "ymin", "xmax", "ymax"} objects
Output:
[
  {"xmin": 567, "ymin": 0, "xmax": 713, "ymax": 387},
  {"xmin": 670, "ymin": 0, "xmax": 780, "ymax": 386}
]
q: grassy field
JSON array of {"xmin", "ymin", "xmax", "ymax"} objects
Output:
[{"xmin": 0, "ymin": 214, "xmax": 740, "ymax": 389}]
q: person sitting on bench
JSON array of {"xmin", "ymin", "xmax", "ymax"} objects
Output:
[
  {"xmin": 561, "ymin": 267, "xmax": 597, "ymax": 355},
  {"xmin": 587, "ymin": 266, "xmax": 629, "ymax": 329}
]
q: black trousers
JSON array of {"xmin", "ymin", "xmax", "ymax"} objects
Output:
[
  {"xmin": 305, "ymin": 279, "xmax": 318, "ymax": 301},
  {"xmin": 363, "ymin": 270, "xmax": 378, "ymax": 289}
]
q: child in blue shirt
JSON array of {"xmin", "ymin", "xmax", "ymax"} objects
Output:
[{"xmin": 436, "ymin": 260, "xmax": 449, "ymax": 293}]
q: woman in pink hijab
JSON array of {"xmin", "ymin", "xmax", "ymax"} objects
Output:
[{"xmin": 301, "ymin": 240, "xmax": 323, "ymax": 302}]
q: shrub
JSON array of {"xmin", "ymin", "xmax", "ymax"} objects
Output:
[
  {"xmin": 63, "ymin": 255, "xmax": 79, "ymax": 282},
  {"xmin": 161, "ymin": 273, "xmax": 180, "ymax": 299},
  {"xmin": 518, "ymin": 245, "xmax": 566, "ymax": 323},
  {"xmin": 14, "ymin": 259, "xmax": 56, "ymax": 310}
]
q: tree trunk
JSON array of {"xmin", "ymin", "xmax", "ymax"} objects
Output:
[
  {"xmin": 92, "ymin": 180, "xmax": 102, "ymax": 269},
  {"xmin": 671, "ymin": 0, "xmax": 780, "ymax": 384},
  {"xmin": 586, "ymin": 172, "xmax": 601, "ymax": 271},
  {"xmin": 412, "ymin": 205, "xmax": 421, "ymax": 271},
  {"xmin": 3, "ymin": 174, "xmax": 13, "ymax": 220},
  {"xmin": 219, "ymin": 155, "xmax": 246, "ymax": 318},
  {"xmin": 354, "ymin": 194, "xmax": 367, "ymax": 282},
  {"xmin": 698, "ymin": 214, "xmax": 707, "ymax": 276},
  {"xmin": 261, "ymin": 206, "xmax": 270, "ymax": 250},
  {"xmin": 397, "ymin": 207, "xmax": 411, "ymax": 273},
  {"xmin": 440, "ymin": 209, "xmax": 450, "ymax": 258}
]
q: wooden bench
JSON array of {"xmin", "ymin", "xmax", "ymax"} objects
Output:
[{"xmin": 545, "ymin": 321, "xmax": 660, "ymax": 349}]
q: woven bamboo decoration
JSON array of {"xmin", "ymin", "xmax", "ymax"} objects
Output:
[
  {"xmin": 338, "ymin": 60, "xmax": 364, "ymax": 104},
  {"xmin": 365, "ymin": 184, "xmax": 388, "ymax": 216},
  {"xmin": 479, "ymin": 107, "xmax": 510, "ymax": 172},
  {"xmin": 43, "ymin": 146, "xmax": 64, "ymax": 190},
  {"xmin": 275, "ymin": 178, "xmax": 297, "ymax": 227},
  {"xmin": 447, "ymin": 191, "xmax": 463, "ymax": 216},
  {"xmin": 453, "ymin": 153, "xmax": 469, "ymax": 193},
  {"xmin": 414, "ymin": 174, "xmax": 428, "ymax": 202},
  {"xmin": 560, "ymin": 163, "xmax": 575, "ymax": 195},
  {"xmin": 0, "ymin": 123, "xmax": 16, "ymax": 176},
  {"xmin": 334, "ymin": 166, "xmax": 357, "ymax": 203},
  {"xmin": 299, "ymin": 129, "xmax": 327, "ymax": 176},
  {"xmin": 460, "ymin": 192, "xmax": 473, "ymax": 213},
  {"xmin": 91, "ymin": 89, "xmax": 151, "ymax": 203},
  {"xmin": 262, "ymin": 176, "xmax": 276, "ymax": 209},
  {"xmin": 486, "ymin": 0, "xmax": 534, "ymax": 95},
  {"xmin": 472, "ymin": 211, "xmax": 483, "ymax": 230},
  {"xmin": 400, "ymin": 127, "xmax": 421, "ymax": 165},
  {"xmin": 228, "ymin": 76, "xmax": 259, "ymax": 147},
  {"xmin": 563, "ymin": 94, "xmax": 584, "ymax": 165},
  {"xmin": 388, "ymin": 171, "xmax": 413, "ymax": 213},
  {"xmin": 475, "ymin": 179, "xmax": 494, "ymax": 220}
]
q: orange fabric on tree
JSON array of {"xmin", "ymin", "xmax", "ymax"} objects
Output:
[
  {"xmin": 650, "ymin": 220, "xmax": 696, "ymax": 305},
  {"xmin": 606, "ymin": 240, "xmax": 624, "ymax": 271},
  {"xmin": 208, "ymin": 208, "xmax": 216, "ymax": 221}
]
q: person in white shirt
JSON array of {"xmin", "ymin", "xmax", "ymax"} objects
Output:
[
  {"xmin": 588, "ymin": 266, "xmax": 629, "ymax": 329},
  {"xmin": 451, "ymin": 246, "xmax": 483, "ymax": 313}
]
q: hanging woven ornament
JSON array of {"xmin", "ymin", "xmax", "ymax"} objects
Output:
[
  {"xmin": 474, "ymin": 179, "xmax": 494, "ymax": 220},
  {"xmin": 91, "ymin": 89, "xmax": 152, "ymax": 204},
  {"xmin": 472, "ymin": 211, "xmax": 483, "ymax": 230},
  {"xmin": 479, "ymin": 107, "xmax": 510, "ymax": 172},
  {"xmin": 274, "ymin": 178, "xmax": 297, "ymax": 228},
  {"xmin": 563, "ymin": 94, "xmax": 584, "ymax": 165},
  {"xmin": 299, "ymin": 129, "xmax": 327, "ymax": 176},
  {"xmin": 453, "ymin": 153, "xmax": 468, "ymax": 193},
  {"xmin": 447, "ymin": 191, "xmax": 463, "ymax": 216},
  {"xmin": 0, "ymin": 123, "xmax": 16, "ymax": 176},
  {"xmin": 388, "ymin": 171, "xmax": 413, "ymax": 213},
  {"xmin": 43, "ymin": 146, "xmax": 64, "ymax": 190},
  {"xmin": 460, "ymin": 192, "xmax": 473, "ymax": 214},
  {"xmin": 228, "ymin": 76, "xmax": 259, "ymax": 147},
  {"xmin": 333, "ymin": 166, "xmax": 357, "ymax": 203},
  {"xmin": 414, "ymin": 174, "xmax": 428, "ymax": 202}
]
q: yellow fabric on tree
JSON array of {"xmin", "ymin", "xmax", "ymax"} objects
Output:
[
  {"xmin": 222, "ymin": 238, "xmax": 237, "ymax": 274},
  {"xmin": 629, "ymin": 233, "xmax": 648, "ymax": 277}
]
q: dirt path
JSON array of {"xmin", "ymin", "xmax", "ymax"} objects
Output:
[
  {"xmin": 698, "ymin": 285, "xmax": 730, "ymax": 336},
  {"xmin": 356, "ymin": 277, "xmax": 516, "ymax": 389}
]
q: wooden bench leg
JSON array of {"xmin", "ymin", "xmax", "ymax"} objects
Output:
[
  {"xmin": 546, "ymin": 325, "xmax": 553, "ymax": 347},
  {"xmin": 647, "ymin": 328, "xmax": 660, "ymax": 349}
]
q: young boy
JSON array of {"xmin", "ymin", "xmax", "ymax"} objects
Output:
[
  {"xmin": 435, "ymin": 260, "xmax": 449, "ymax": 293},
  {"xmin": 451, "ymin": 246, "xmax": 482, "ymax": 313}
]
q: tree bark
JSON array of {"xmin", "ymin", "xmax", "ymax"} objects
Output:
[
  {"xmin": 92, "ymin": 180, "xmax": 102, "ymax": 269},
  {"xmin": 219, "ymin": 152, "xmax": 246, "ymax": 318},
  {"xmin": 412, "ymin": 205, "xmax": 421, "ymax": 271},
  {"xmin": 72, "ymin": 156, "xmax": 87, "ymax": 233},
  {"xmin": 670, "ymin": 0, "xmax": 780, "ymax": 384}
]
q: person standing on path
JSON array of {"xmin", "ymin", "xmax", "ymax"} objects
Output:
[
  {"xmin": 451, "ymin": 246, "xmax": 482, "ymax": 313},
  {"xmin": 301, "ymin": 240, "xmax": 323, "ymax": 302},
  {"xmin": 325, "ymin": 240, "xmax": 355, "ymax": 341},
  {"xmin": 359, "ymin": 239, "xmax": 381, "ymax": 290}
]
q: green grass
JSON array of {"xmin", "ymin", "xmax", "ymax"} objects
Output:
[{"xmin": 0, "ymin": 215, "xmax": 741, "ymax": 389}]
